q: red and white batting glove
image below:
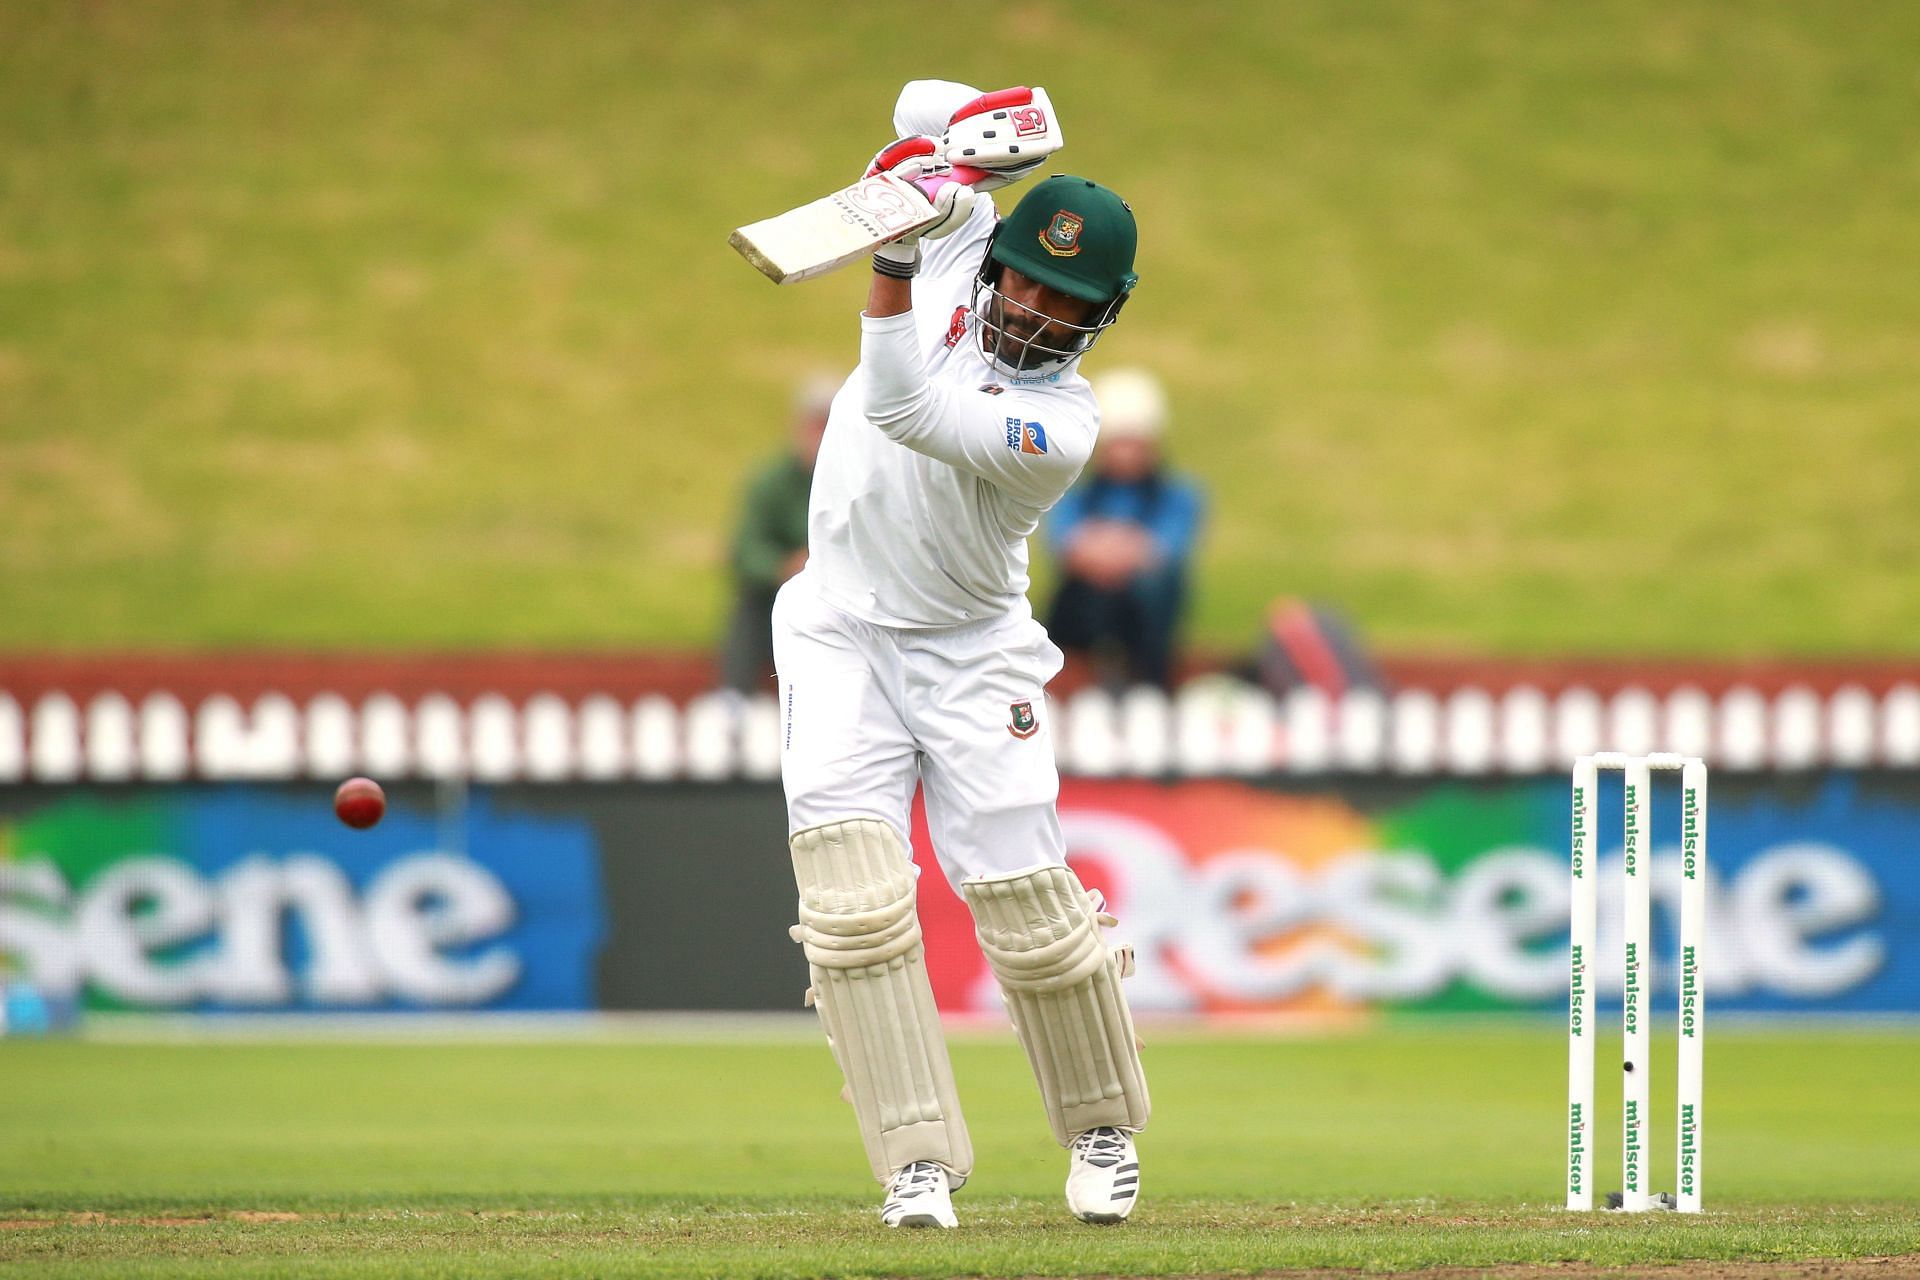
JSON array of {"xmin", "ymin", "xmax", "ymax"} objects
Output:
[
  {"xmin": 940, "ymin": 87, "xmax": 1063, "ymax": 191},
  {"xmin": 866, "ymin": 137, "xmax": 976, "ymax": 278},
  {"xmin": 865, "ymin": 136, "xmax": 940, "ymax": 181}
]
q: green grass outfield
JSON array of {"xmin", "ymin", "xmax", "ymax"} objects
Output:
[
  {"xmin": 3, "ymin": 2, "xmax": 1919, "ymax": 655},
  {"xmin": 2, "ymin": 1024, "xmax": 1917, "ymax": 1277}
]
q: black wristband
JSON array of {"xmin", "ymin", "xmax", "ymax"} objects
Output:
[{"xmin": 871, "ymin": 251, "xmax": 919, "ymax": 280}]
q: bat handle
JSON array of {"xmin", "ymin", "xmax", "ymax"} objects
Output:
[{"xmin": 911, "ymin": 169, "xmax": 984, "ymax": 202}]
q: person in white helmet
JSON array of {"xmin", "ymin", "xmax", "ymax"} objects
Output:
[{"xmin": 1045, "ymin": 368, "xmax": 1206, "ymax": 688}]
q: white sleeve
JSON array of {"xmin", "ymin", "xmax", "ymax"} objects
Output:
[
  {"xmin": 859, "ymin": 311, "xmax": 1090, "ymax": 509},
  {"xmin": 892, "ymin": 79, "xmax": 981, "ymax": 139}
]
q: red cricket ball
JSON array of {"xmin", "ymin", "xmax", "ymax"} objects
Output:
[{"xmin": 333, "ymin": 777, "xmax": 386, "ymax": 830}]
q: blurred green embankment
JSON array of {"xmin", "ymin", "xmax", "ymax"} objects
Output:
[{"xmin": 2, "ymin": 2, "xmax": 1915, "ymax": 654}]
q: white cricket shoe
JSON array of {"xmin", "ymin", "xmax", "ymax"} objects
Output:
[
  {"xmin": 880, "ymin": 1160, "xmax": 957, "ymax": 1229},
  {"xmin": 1066, "ymin": 1126, "xmax": 1139, "ymax": 1224}
]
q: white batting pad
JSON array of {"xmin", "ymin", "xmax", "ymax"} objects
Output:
[
  {"xmin": 961, "ymin": 864, "xmax": 1150, "ymax": 1146},
  {"xmin": 789, "ymin": 819, "xmax": 972, "ymax": 1184}
]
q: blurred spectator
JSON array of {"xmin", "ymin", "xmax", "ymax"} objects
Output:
[
  {"xmin": 1046, "ymin": 369, "xmax": 1205, "ymax": 689},
  {"xmin": 719, "ymin": 375, "xmax": 836, "ymax": 693}
]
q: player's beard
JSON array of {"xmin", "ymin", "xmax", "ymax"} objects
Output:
[{"xmin": 979, "ymin": 292, "xmax": 1081, "ymax": 373}]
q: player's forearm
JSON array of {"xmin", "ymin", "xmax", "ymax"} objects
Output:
[
  {"xmin": 859, "ymin": 311, "xmax": 984, "ymax": 467},
  {"xmin": 859, "ymin": 310, "xmax": 931, "ymax": 435},
  {"xmin": 865, "ymin": 270, "xmax": 911, "ymax": 319}
]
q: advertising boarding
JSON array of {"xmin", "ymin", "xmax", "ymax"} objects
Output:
[
  {"xmin": 1, "ymin": 774, "xmax": 1915, "ymax": 1019},
  {"xmin": 911, "ymin": 774, "xmax": 1917, "ymax": 1018},
  {"xmin": 0, "ymin": 788, "xmax": 605, "ymax": 1014}
]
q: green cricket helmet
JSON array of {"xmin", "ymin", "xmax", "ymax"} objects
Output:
[{"xmin": 972, "ymin": 174, "xmax": 1139, "ymax": 378}]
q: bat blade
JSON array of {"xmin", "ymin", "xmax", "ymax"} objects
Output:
[{"xmin": 729, "ymin": 173, "xmax": 940, "ymax": 284}]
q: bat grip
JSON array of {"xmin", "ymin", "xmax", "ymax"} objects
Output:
[{"xmin": 938, "ymin": 164, "xmax": 991, "ymax": 189}]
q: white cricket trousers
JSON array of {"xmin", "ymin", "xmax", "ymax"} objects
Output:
[{"xmin": 772, "ymin": 569, "xmax": 1067, "ymax": 886}]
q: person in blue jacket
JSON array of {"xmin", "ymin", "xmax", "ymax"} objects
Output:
[{"xmin": 1045, "ymin": 368, "xmax": 1204, "ymax": 689}]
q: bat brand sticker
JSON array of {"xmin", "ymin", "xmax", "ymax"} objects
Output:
[
  {"xmin": 1004, "ymin": 417, "xmax": 1049, "ymax": 455},
  {"xmin": 1011, "ymin": 107, "xmax": 1048, "ymax": 136},
  {"xmin": 944, "ymin": 304, "xmax": 969, "ymax": 349},
  {"xmin": 1008, "ymin": 699, "xmax": 1038, "ymax": 739},
  {"xmin": 1040, "ymin": 210, "xmax": 1084, "ymax": 257},
  {"xmin": 846, "ymin": 177, "xmax": 931, "ymax": 235}
]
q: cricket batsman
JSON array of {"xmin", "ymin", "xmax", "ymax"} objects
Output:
[{"xmin": 775, "ymin": 80, "xmax": 1149, "ymax": 1229}]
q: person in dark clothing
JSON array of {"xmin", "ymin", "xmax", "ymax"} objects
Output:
[
  {"xmin": 719, "ymin": 375, "xmax": 835, "ymax": 693},
  {"xmin": 1045, "ymin": 368, "xmax": 1204, "ymax": 689}
]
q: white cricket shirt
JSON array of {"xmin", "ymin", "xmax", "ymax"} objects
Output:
[{"xmin": 805, "ymin": 86, "xmax": 1099, "ymax": 629}]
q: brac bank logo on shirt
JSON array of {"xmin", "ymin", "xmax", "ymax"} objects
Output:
[{"xmin": 1004, "ymin": 417, "xmax": 1049, "ymax": 456}]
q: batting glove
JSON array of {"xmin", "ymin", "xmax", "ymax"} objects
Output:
[
  {"xmin": 866, "ymin": 138, "xmax": 976, "ymax": 277},
  {"xmin": 940, "ymin": 87, "xmax": 1062, "ymax": 191}
]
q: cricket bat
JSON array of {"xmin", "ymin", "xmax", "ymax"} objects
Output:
[
  {"xmin": 729, "ymin": 172, "xmax": 947, "ymax": 286},
  {"xmin": 731, "ymin": 86, "xmax": 1061, "ymax": 284}
]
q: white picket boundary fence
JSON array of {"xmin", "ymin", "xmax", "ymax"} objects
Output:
[{"xmin": 0, "ymin": 682, "xmax": 1915, "ymax": 782}]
